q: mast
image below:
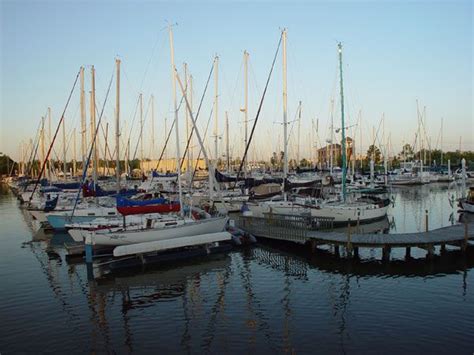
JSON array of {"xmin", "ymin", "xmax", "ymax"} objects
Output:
[
  {"xmin": 440, "ymin": 117, "xmax": 443, "ymax": 166},
  {"xmin": 151, "ymin": 94, "xmax": 155, "ymax": 162},
  {"xmin": 80, "ymin": 67, "xmax": 87, "ymax": 168},
  {"xmin": 40, "ymin": 116, "xmax": 46, "ymax": 176},
  {"xmin": 62, "ymin": 112, "xmax": 66, "ymax": 178},
  {"xmin": 139, "ymin": 93, "xmax": 144, "ymax": 174},
  {"xmin": 47, "ymin": 108, "xmax": 52, "ymax": 180},
  {"xmin": 330, "ymin": 98, "xmax": 334, "ymax": 174},
  {"xmin": 225, "ymin": 111, "xmax": 230, "ymax": 173},
  {"xmin": 297, "ymin": 100, "xmax": 301, "ymax": 165},
  {"xmin": 73, "ymin": 127, "xmax": 77, "ymax": 176},
  {"xmin": 91, "ymin": 65, "xmax": 98, "ymax": 187},
  {"xmin": 338, "ymin": 42, "xmax": 347, "ymax": 201},
  {"xmin": 115, "ymin": 58, "xmax": 121, "ymax": 192},
  {"xmin": 189, "ymin": 75, "xmax": 194, "ymax": 173},
  {"xmin": 184, "ymin": 63, "xmax": 191, "ymax": 176},
  {"xmin": 169, "ymin": 25, "xmax": 184, "ymax": 216},
  {"xmin": 213, "ymin": 55, "xmax": 219, "ymax": 165},
  {"xmin": 282, "ymin": 29, "xmax": 288, "ymax": 200},
  {"xmin": 243, "ymin": 50, "xmax": 249, "ymax": 177}
]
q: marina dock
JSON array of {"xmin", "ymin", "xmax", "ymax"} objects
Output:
[{"xmin": 236, "ymin": 213, "xmax": 474, "ymax": 260}]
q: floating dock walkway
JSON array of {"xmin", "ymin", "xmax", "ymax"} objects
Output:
[{"xmin": 235, "ymin": 213, "xmax": 474, "ymax": 261}]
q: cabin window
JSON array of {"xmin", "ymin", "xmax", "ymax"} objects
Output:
[
  {"xmin": 87, "ymin": 213, "xmax": 95, "ymax": 216},
  {"xmin": 108, "ymin": 212, "xmax": 115, "ymax": 215}
]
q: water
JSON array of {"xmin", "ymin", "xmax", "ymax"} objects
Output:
[{"xmin": 0, "ymin": 183, "xmax": 473, "ymax": 353}]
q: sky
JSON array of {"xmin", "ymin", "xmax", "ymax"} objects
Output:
[{"xmin": 0, "ymin": 0, "xmax": 472, "ymax": 163}]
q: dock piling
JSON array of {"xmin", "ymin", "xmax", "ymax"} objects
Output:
[
  {"xmin": 346, "ymin": 219, "xmax": 352, "ymax": 256},
  {"xmin": 425, "ymin": 210, "xmax": 429, "ymax": 232},
  {"xmin": 405, "ymin": 247, "xmax": 411, "ymax": 260},
  {"xmin": 85, "ymin": 234, "xmax": 94, "ymax": 264},
  {"xmin": 463, "ymin": 220, "xmax": 468, "ymax": 251},
  {"xmin": 382, "ymin": 245, "xmax": 391, "ymax": 262}
]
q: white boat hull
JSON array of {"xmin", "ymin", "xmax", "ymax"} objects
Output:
[
  {"xmin": 310, "ymin": 203, "xmax": 389, "ymax": 224},
  {"xmin": 80, "ymin": 216, "xmax": 229, "ymax": 246}
]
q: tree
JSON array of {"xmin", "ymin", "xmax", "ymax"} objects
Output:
[
  {"xmin": 399, "ymin": 144, "xmax": 414, "ymax": 161},
  {"xmin": 366, "ymin": 145, "xmax": 382, "ymax": 164},
  {"xmin": 299, "ymin": 158, "xmax": 310, "ymax": 167}
]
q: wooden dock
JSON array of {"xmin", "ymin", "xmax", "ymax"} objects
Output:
[{"xmin": 235, "ymin": 213, "xmax": 474, "ymax": 260}]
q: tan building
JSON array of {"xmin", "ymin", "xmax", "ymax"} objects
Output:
[{"xmin": 317, "ymin": 137, "xmax": 353, "ymax": 167}]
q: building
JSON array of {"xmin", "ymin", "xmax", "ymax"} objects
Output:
[{"xmin": 317, "ymin": 137, "xmax": 353, "ymax": 168}]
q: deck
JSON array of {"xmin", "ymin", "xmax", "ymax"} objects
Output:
[{"xmin": 235, "ymin": 213, "xmax": 474, "ymax": 260}]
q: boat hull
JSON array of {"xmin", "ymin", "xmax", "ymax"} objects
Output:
[
  {"xmin": 83, "ymin": 216, "xmax": 229, "ymax": 246},
  {"xmin": 116, "ymin": 203, "xmax": 180, "ymax": 216}
]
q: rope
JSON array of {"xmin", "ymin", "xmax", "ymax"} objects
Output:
[
  {"xmin": 71, "ymin": 70, "xmax": 115, "ymax": 218},
  {"xmin": 231, "ymin": 32, "xmax": 283, "ymax": 189},
  {"xmin": 180, "ymin": 59, "xmax": 215, "ymax": 170},
  {"xmin": 28, "ymin": 69, "xmax": 81, "ymax": 204}
]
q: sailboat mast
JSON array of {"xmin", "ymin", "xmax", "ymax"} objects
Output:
[
  {"xmin": 169, "ymin": 25, "xmax": 184, "ymax": 217},
  {"xmin": 47, "ymin": 107, "xmax": 52, "ymax": 180},
  {"xmin": 115, "ymin": 58, "xmax": 121, "ymax": 192},
  {"xmin": 189, "ymin": 75, "xmax": 194, "ymax": 172},
  {"xmin": 40, "ymin": 116, "xmax": 46, "ymax": 175},
  {"xmin": 80, "ymin": 67, "xmax": 87, "ymax": 168},
  {"xmin": 297, "ymin": 101, "xmax": 301, "ymax": 165},
  {"xmin": 338, "ymin": 42, "xmax": 347, "ymax": 201},
  {"xmin": 330, "ymin": 98, "xmax": 334, "ymax": 174},
  {"xmin": 151, "ymin": 95, "xmax": 155, "ymax": 162},
  {"xmin": 139, "ymin": 93, "xmax": 144, "ymax": 174},
  {"xmin": 91, "ymin": 65, "xmax": 98, "ymax": 186},
  {"xmin": 62, "ymin": 112, "xmax": 66, "ymax": 178},
  {"xmin": 243, "ymin": 50, "xmax": 249, "ymax": 177},
  {"xmin": 213, "ymin": 55, "xmax": 219, "ymax": 165},
  {"xmin": 440, "ymin": 117, "xmax": 443, "ymax": 166},
  {"xmin": 282, "ymin": 29, "xmax": 288, "ymax": 199},
  {"xmin": 73, "ymin": 127, "xmax": 77, "ymax": 176},
  {"xmin": 225, "ymin": 111, "xmax": 230, "ymax": 172},
  {"xmin": 184, "ymin": 63, "xmax": 190, "ymax": 176}
]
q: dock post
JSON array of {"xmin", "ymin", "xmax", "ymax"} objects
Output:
[
  {"xmin": 334, "ymin": 245, "xmax": 340, "ymax": 257},
  {"xmin": 356, "ymin": 212, "xmax": 360, "ymax": 233},
  {"xmin": 85, "ymin": 234, "xmax": 94, "ymax": 264},
  {"xmin": 405, "ymin": 247, "xmax": 411, "ymax": 260},
  {"xmin": 353, "ymin": 246, "xmax": 359, "ymax": 259},
  {"xmin": 426, "ymin": 244, "xmax": 434, "ymax": 260},
  {"xmin": 382, "ymin": 245, "xmax": 391, "ymax": 262},
  {"xmin": 346, "ymin": 219, "xmax": 353, "ymax": 257},
  {"xmin": 463, "ymin": 220, "xmax": 468, "ymax": 252},
  {"xmin": 309, "ymin": 239, "xmax": 317, "ymax": 253},
  {"xmin": 425, "ymin": 210, "xmax": 429, "ymax": 232},
  {"xmin": 440, "ymin": 243, "xmax": 446, "ymax": 254}
]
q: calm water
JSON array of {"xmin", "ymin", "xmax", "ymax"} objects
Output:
[{"xmin": 0, "ymin": 183, "xmax": 473, "ymax": 354}]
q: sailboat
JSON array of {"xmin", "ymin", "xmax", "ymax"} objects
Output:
[
  {"xmin": 248, "ymin": 39, "xmax": 388, "ymax": 225},
  {"xmin": 75, "ymin": 26, "xmax": 229, "ymax": 248}
]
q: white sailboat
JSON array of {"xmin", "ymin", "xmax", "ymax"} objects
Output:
[{"xmin": 248, "ymin": 39, "xmax": 388, "ymax": 225}]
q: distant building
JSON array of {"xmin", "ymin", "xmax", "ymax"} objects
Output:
[{"xmin": 317, "ymin": 137, "xmax": 353, "ymax": 167}]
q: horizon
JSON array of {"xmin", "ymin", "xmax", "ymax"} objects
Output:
[{"xmin": 1, "ymin": 0, "xmax": 472, "ymax": 163}]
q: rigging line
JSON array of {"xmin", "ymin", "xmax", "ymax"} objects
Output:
[
  {"xmin": 71, "ymin": 69, "xmax": 115, "ymax": 217},
  {"xmin": 154, "ymin": 117, "xmax": 175, "ymax": 172},
  {"xmin": 25, "ymin": 119, "xmax": 44, "ymax": 186},
  {"xmin": 139, "ymin": 32, "xmax": 163, "ymax": 91},
  {"xmin": 191, "ymin": 106, "xmax": 214, "ymax": 182},
  {"xmin": 23, "ymin": 118, "xmax": 43, "ymax": 184},
  {"xmin": 231, "ymin": 32, "xmax": 283, "ymax": 190},
  {"xmin": 228, "ymin": 54, "xmax": 244, "ymax": 113},
  {"xmin": 180, "ymin": 59, "xmax": 215, "ymax": 170},
  {"xmin": 28, "ymin": 69, "xmax": 81, "ymax": 203},
  {"xmin": 133, "ymin": 93, "xmax": 184, "ymax": 163}
]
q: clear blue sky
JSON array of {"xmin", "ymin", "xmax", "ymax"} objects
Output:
[{"xmin": 1, "ymin": 0, "xmax": 472, "ymax": 162}]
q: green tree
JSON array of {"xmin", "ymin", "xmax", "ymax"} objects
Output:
[{"xmin": 366, "ymin": 145, "xmax": 382, "ymax": 164}]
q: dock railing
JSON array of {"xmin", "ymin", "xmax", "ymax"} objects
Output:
[{"xmin": 236, "ymin": 213, "xmax": 334, "ymax": 243}]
